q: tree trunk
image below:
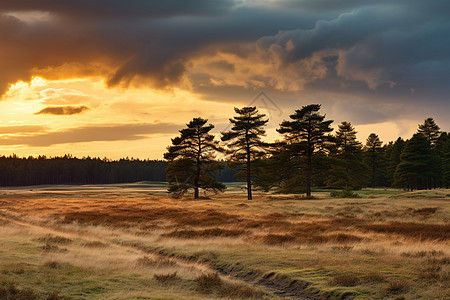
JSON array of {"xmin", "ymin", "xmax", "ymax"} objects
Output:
[
  {"xmin": 194, "ymin": 160, "xmax": 200, "ymax": 199},
  {"xmin": 247, "ymin": 152, "xmax": 252, "ymax": 200},
  {"xmin": 306, "ymin": 153, "xmax": 312, "ymax": 197}
]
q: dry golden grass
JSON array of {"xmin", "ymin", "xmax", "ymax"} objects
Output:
[{"xmin": 0, "ymin": 185, "xmax": 449, "ymax": 299}]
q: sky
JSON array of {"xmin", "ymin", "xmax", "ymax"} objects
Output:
[{"xmin": 0, "ymin": 0, "xmax": 449, "ymax": 159}]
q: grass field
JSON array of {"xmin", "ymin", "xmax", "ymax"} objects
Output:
[{"xmin": 0, "ymin": 183, "xmax": 448, "ymax": 299}]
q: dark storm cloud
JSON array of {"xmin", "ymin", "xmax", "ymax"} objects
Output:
[
  {"xmin": 1, "ymin": 0, "xmax": 236, "ymax": 20},
  {"xmin": 0, "ymin": 1, "xmax": 324, "ymax": 94},
  {"xmin": 0, "ymin": 0, "xmax": 449, "ymax": 126},
  {"xmin": 35, "ymin": 105, "xmax": 90, "ymax": 115},
  {"xmin": 0, "ymin": 123, "xmax": 182, "ymax": 146}
]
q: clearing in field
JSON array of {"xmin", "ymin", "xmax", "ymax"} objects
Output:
[{"xmin": 0, "ymin": 183, "xmax": 448, "ymax": 299}]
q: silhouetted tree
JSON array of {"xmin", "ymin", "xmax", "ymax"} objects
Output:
[
  {"xmin": 386, "ymin": 137, "xmax": 406, "ymax": 186},
  {"xmin": 164, "ymin": 117, "xmax": 225, "ymax": 199},
  {"xmin": 418, "ymin": 117, "xmax": 441, "ymax": 146},
  {"xmin": 327, "ymin": 121, "xmax": 367, "ymax": 189},
  {"xmin": 441, "ymin": 135, "xmax": 450, "ymax": 189},
  {"xmin": 277, "ymin": 104, "xmax": 333, "ymax": 196},
  {"xmin": 394, "ymin": 134, "xmax": 439, "ymax": 190},
  {"xmin": 0, "ymin": 156, "xmax": 168, "ymax": 186},
  {"xmin": 435, "ymin": 132, "xmax": 449, "ymax": 188},
  {"xmin": 365, "ymin": 133, "xmax": 385, "ymax": 187},
  {"xmin": 221, "ymin": 107, "xmax": 268, "ymax": 200}
]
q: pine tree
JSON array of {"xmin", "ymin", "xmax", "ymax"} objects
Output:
[
  {"xmin": 437, "ymin": 132, "xmax": 450, "ymax": 188},
  {"xmin": 386, "ymin": 137, "xmax": 406, "ymax": 186},
  {"xmin": 221, "ymin": 107, "xmax": 268, "ymax": 200},
  {"xmin": 418, "ymin": 117, "xmax": 441, "ymax": 146},
  {"xmin": 442, "ymin": 137, "xmax": 450, "ymax": 189},
  {"xmin": 164, "ymin": 117, "xmax": 225, "ymax": 198},
  {"xmin": 365, "ymin": 133, "xmax": 385, "ymax": 187},
  {"xmin": 327, "ymin": 121, "xmax": 367, "ymax": 189},
  {"xmin": 277, "ymin": 104, "xmax": 333, "ymax": 196},
  {"xmin": 393, "ymin": 134, "xmax": 439, "ymax": 191}
]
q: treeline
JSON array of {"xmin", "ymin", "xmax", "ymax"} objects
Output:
[
  {"xmin": 164, "ymin": 105, "xmax": 450, "ymax": 199},
  {"xmin": 256, "ymin": 117, "xmax": 450, "ymax": 193},
  {"xmin": 0, "ymin": 155, "xmax": 238, "ymax": 186},
  {"xmin": 0, "ymin": 156, "xmax": 166, "ymax": 186}
]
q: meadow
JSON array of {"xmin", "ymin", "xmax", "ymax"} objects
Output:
[{"xmin": 0, "ymin": 183, "xmax": 448, "ymax": 299}]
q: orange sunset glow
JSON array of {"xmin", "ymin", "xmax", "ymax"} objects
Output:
[{"xmin": 1, "ymin": 1, "xmax": 449, "ymax": 159}]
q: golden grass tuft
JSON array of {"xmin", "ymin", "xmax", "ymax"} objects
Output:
[
  {"xmin": 0, "ymin": 284, "xmax": 37, "ymax": 300},
  {"xmin": 195, "ymin": 273, "xmax": 265, "ymax": 299},
  {"xmin": 385, "ymin": 280, "xmax": 408, "ymax": 295},
  {"xmin": 329, "ymin": 273, "xmax": 360, "ymax": 286},
  {"xmin": 135, "ymin": 255, "xmax": 177, "ymax": 268},
  {"xmin": 41, "ymin": 242, "xmax": 68, "ymax": 253},
  {"xmin": 37, "ymin": 234, "xmax": 73, "ymax": 245},
  {"xmin": 363, "ymin": 272, "xmax": 386, "ymax": 283},
  {"xmin": 360, "ymin": 222, "xmax": 450, "ymax": 241},
  {"xmin": 195, "ymin": 272, "xmax": 223, "ymax": 293},
  {"xmin": 153, "ymin": 271, "xmax": 181, "ymax": 284},
  {"xmin": 161, "ymin": 228, "xmax": 247, "ymax": 239},
  {"xmin": 81, "ymin": 241, "xmax": 108, "ymax": 248}
]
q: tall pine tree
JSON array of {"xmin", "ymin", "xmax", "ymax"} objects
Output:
[
  {"xmin": 418, "ymin": 117, "xmax": 440, "ymax": 146},
  {"xmin": 386, "ymin": 137, "xmax": 406, "ymax": 186},
  {"xmin": 442, "ymin": 135, "xmax": 450, "ymax": 189},
  {"xmin": 394, "ymin": 134, "xmax": 439, "ymax": 191},
  {"xmin": 365, "ymin": 133, "xmax": 385, "ymax": 187},
  {"xmin": 327, "ymin": 121, "xmax": 367, "ymax": 189},
  {"xmin": 164, "ymin": 117, "xmax": 225, "ymax": 198},
  {"xmin": 277, "ymin": 104, "xmax": 333, "ymax": 196},
  {"xmin": 221, "ymin": 107, "xmax": 268, "ymax": 200}
]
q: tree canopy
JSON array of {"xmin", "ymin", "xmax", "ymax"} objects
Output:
[
  {"xmin": 394, "ymin": 134, "xmax": 439, "ymax": 190},
  {"xmin": 418, "ymin": 117, "xmax": 441, "ymax": 146},
  {"xmin": 327, "ymin": 121, "xmax": 367, "ymax": 189},
  {"xmin": 164, "ymin": 117, "xmax": 225, "ymax": 198},
  {"xmin": 277, "ymin": 104, "xmax": 334, "ymax": 196},
  {"xmin": 221, "ymin": 106, "xmax": 268, "ymax": 200}
]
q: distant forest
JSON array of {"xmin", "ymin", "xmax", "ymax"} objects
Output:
[{"xmin": 0, "ymin": 156, "xmax": 238, "ymax": 186}]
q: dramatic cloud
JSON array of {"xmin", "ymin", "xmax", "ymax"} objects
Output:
[
  {"xmin": 0, "ymin": 0, "xmax": 448, "ymax": 150},
  {"xmin": 1, "ymin": 0, "xmax": 448, "ymax": 101},
  {"xmin": 0, "ymin": 123, "xmax": 182, "ymax": 147},
  {"xmin": 35, "ymin": 105, "xmax": 90, "ymax": 115}
]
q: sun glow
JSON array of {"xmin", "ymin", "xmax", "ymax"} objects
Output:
[{"xmin": 0, "ymin": 77, "xmax": 241, "ymax": 159}]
